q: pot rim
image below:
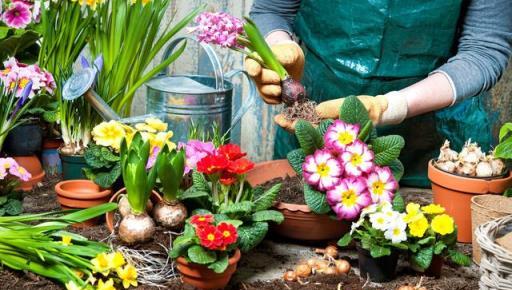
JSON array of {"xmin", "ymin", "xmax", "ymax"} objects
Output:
[
  {"xmin": 275, "ymin": 201, "xmax": 313, "ymax": 213},
  {"xmin": 176, "ymin": 248, "xmax": 241, "ymax": 267},
  {"xmin": 428, "ymin": 160, "xmax": 512, "ymax": 194},
  {"xmin": 55, "ymin": 180, "xmax": 111, "ymax": 200}
]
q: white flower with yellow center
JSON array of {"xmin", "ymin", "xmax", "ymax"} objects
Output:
[
  {"xmin": 384, "ymin": 219, "xmax": 407, "ymax": 244},
  {"xmin": 369, "ymin": 212, "xmax": 392, "ymax": 231}
]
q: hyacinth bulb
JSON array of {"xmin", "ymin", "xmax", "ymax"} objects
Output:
[{"xmin": 281, "ymin": 77, "xmax": 306, "ymax": 106}]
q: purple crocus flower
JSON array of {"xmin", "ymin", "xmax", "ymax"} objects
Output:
[
  {"xmin": 2, "ymin": 2, "xmax": 32, "ymax": 29},
  {"xmin": 10, "ymin": 80, "xmax": 32, "ymax": 119}
]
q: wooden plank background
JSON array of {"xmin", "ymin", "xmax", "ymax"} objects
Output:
[{"xmin": 133, "ymin": 0, "xmax": 512, "ymax": 162}]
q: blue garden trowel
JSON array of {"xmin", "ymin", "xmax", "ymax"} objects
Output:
[{"xmin": 62, "ymin": 68, "xmax": 157, "ymax": 124}]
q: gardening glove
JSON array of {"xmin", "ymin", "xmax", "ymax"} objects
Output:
[
  {"xmin": 316, "ymin": 92, "xmax": 409, "ymax": 126},
  {"xmin": 245, "ymin": 41, "xmax": 304, "ymax": 104}
]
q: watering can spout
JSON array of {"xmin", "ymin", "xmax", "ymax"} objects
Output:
[{"xmin": 63, "ymin": 68, "xmax": 157, "ymax": 124}]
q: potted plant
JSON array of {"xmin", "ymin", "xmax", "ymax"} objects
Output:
[
  {"xmin": 0, "ymin": 157, "xmax": 31, "ymax": 216},
  {"xmin": 248, "ymin": 96, "xmax": 405, "ymax": 241},
  {"xmin": 181, "ymin": 141, "xmax": 284, "ymax": 252},
  {"xmin": 170, "ymin": 214, "xmax": 241, "ymax": 289},
  {"xmin": 338, "ymin": 201, "xmax": 408, "ymax": 282},
  {"xmin": 405, "ymin": 203, "xmax": 471, "ymax": 277},
  {"xmin": 429, "ymin": 129, "xmax": 512, "ymax": 242},
  {"xmin": 152, "ymin": 144, "xmax": 188, "ymax": 229}
]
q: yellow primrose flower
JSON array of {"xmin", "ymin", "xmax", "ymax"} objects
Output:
[
  {"xmin": 97, "ymin": 279, "xmax": 116, "ymax": 290},
  {"xmin": 421, "ymin": 204, "xmax": 445, "ymax": 215},
  {"xmin": 73, "ymin": 0, "xmax": 105, "ymax": 10},
  {"xmin": 404, "ymin": 203, "xmax": 423, "ymax": 223},
  {"xmin": 408, "ymin": 216, "xmax": 429, "ymax": 238},
  {"xmin": 109, "ymin": 251, "xmax": 126, "ymax": 269},
  {"xmin": 92, "ymin": 121, "xmax": 126, "ymax": 150},
  {"xmin": 61, "ymin": 235, "xmax": 72, "ymax": 246},
  {"xmin": 135, "ymin": 123, "xmax": 157, "ymax": 133},
  {"xmin": 431, "ymin": 214, "xmax": 455, "ymax": 235},
  {"xmin": 145, "ymin": 118, "xmax": 168, "ymax": 132},
  {"xmin": 91, "ymin": 252, "xmax": 111, "ymax": 276},
  {"xmin": 65, "ymin": 281, "xmax": 81, "ymax": 290},
  {"xmin": 151, "ymin": 131, "xmax": 176, "ymax": 150},
  {"xmin": 117, "ymin": 264, "xmax": 138, "ymax": 289}
]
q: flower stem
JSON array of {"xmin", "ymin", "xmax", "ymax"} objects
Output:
[{"xmin": 235, "ymin": 176, "xmax": 245, "ymax": 203}]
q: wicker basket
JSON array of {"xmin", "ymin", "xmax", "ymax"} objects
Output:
[
  {"xmin": 471, "ymin": 195, "xmax": 512, "ymax": 264},
  {"xmin": 476, "ymin": 214, "xmax": 512, "ymax": 290}
]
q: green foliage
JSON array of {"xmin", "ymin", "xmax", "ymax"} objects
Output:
[
  {"xmin": 371, "ymin": 135, "xmax": 405, "ymax": 166},
  {"xmin": 370, "ymin": 245, "xmax": 391, "ymax": 258},
  {"xmin": 338, "ymin": 233, "xmax": 352, "ymax": 247},
  {"xmin": 0, "ymin": 180, "xmax": 24, "ymax": 216},
  {"xmin": 411, "ymin": 245, "xmax": 434, "ymax": 270},
  {"xmin": 0, "ymin": 27, "xmax": 40, "ymax": 63},
  {"xmin": 295, "ymin": 120, "xmax": 324, "ymax": 155},
  {"xmin": 83, "ymin": 143, "xmax": 121, "ymax": 188},
  {"xmin": 448, "ymin": 249, "xmax": 472, "ymax": 266},
  {"xmin": 188, "ymin": 245, "xmax": 217, "ymax": 264},
  {"xmin": 495, "ymin": 122, "xmax": 512, "ymax": 159},
  {"xmin": 251, "ymin": 210, "xmax": 284, "ymax": 223},
  {"xmin": 339, "ymin": 96, "xmax": 371, "ymax": 126},
  {"xmin": 287, "ymin": 149, "xmax": 305, "ymax": 175},
  {"xmin": 392, "ymin": 192, "xmax": 405, "ymax": 213},
  {"xmin": 304, "ymin": 184, "xmax": 331, "ymax": 214},
  {"xmin": 156, "ymin": 145, "xmax": 186, "ymax": 202},
  {"xmin": 358, "ymin": 120, "xmax": 373, "ymax": 142},
  {"xmin": 219, "ymin": 201, "xmax": 253, "ymax": 216},
  {"xmin": 253, "ymin": 183, "xmax": 281, "ymax": 212},
  {"xmin": 316, "ymin": 119, "xmax": 334, "ymax": 136},
  {"xmin": 504, "ymin": 188, "xmax": 512, "ymax": 197},
  {"xmin": 208, "ymin": 253, "xmax": 229, "ymax": 273},
  {"xmin": 389, "ymin": 159, "xmax": 405, "ymax": 182},
  {"xmin": 237, "ymin": 222, "xmax": 269, "ymax": 252}
]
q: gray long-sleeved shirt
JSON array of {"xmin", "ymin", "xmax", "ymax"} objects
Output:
[{"xmin": 250, "ymin": 0, "xmax": 512, "ymax": 102}]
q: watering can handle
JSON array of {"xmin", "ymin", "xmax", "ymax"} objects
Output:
[
  {"xmin": 161, "ymin": 36, "xmax": 224, "ymax": 91},
  {"xmin": 225, "ymin": 69, "xmax": 258, "ymax": 130}
]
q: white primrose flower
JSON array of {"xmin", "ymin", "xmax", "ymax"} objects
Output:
[
  {"xmin": 384, "ymin": 219, "xmax": 407, "ymax": 244},
  {"xmin": 369, "ymin": 212, "xmax": 392, "ymax": 231}
]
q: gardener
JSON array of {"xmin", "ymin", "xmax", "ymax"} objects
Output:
[{"xmin": 246, "ymin": 0, "xmax": 512, "ymax": 187}]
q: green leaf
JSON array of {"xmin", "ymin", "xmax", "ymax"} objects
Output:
[
  {"xmin": 504, "ymin": 188, "xmax": 512, "ymax": 197},
  {"xmin": 316, "ymin": 119, "xmax": 334, "ymax": 136},
  {"xmin": 370, "ymin": 245, "xmax": 391, "ymax": 258},
  {"xmin": 220, "ymin": 201, "xmax": 253, "ymax": 216},
  {"xmin": 412, "ymin": 245, "xmax": 434, "ymax": 270},
  {"xmin": 208, "ymin": 253, "xmax": 229, "ymax": 273},
  {"xmin": 417, "ymin": 236, "xmax": 435, "ymax": 245},
  {"xmin": 221, "ymin": 220, "xmax": 243, "ymax": 228},
  {"xmin": 187, "ymin": 245, "xmax": 217, "ymax": 264},
  {"xmin": 94, "ymin": 163, "xmax": 121, "ymax": 188},
  {"xmin": 371, "ymin": 136, "xmax": 405, "ymax": 166},
  {"xmin": 434, "ymin": 242, "xmax": 447, "ymax": 255},
  {"xmin": 339, "ymin": 96, "xmax": 370, "ymax": 126},
  {"xmin": 337, "ymin": 233, "xmax": 352, "ymax": 247},
  {"xmin": 253, "ymin": 183, "xmax": 281, "ymax": 212},
  {"xmin": 192, "ymin": 171, "xmax": 210, "ymax": 192},
  {"xmin": 304, "ymin": 184, "xmax": 330, "ymax": 214},
  {"xmin": 389, "ymin": 159, "xmax": 405, "ymax": 181},
  {"xmin": 180, "ymin": 190, "xmax": 211, "ymax": 201},
  {"xmin": 448, "ymin": 249, "xmax": 471, "ymax": 266},
  {"xmin": 5, "ymin": 199, "xmax": 23, "ymax": 216},
  {"xmin": 0, "ymin": 196, "xmax": 8, "ymax": 205},
  {"xmin": 287, "ymin": 149, "xmax": 305, "ymax": 175},
  {"xmin": 295, "ymin": 120, "xmax": 324, "ymax": 155},
  {"xmin": 357, "ymin": 120, "xmax": 373, "ymax": 142},
  {"xmin": 237, "ymin": 222, "xmax": 269, "ymax": 252},
  {"xmin": 169, "ymin": 236, "xmax": 194, "ymax": 258},
  {"xmin": 494, "ymin": 137, "xmax": 512, "ymax": 159},
  {"xmin": 392, "ymin": 192, "xmax": 405, "ymax": 213},
  {"xmin": 499, "ymin": 122, "xmax": 512, "ymax": 142},
  {"xmin": 252, "ymin": 210, "xmax": 284, "ymax": 223}
]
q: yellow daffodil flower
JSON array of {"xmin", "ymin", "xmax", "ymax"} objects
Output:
[
  {"xmin": 61, "ymin": 235, "xmax": 72, "ymax": 246},
  {"xmin": 145, "ymin": 118, "xmax": 168, "ymax": 132},
  {"xmin": 116, "ymin": 264, "xmax": 138, "ymax": 289},
  {"xmin": 421, "ymin": 204, "xmax": 445, "ymax": 215},
  {"xmin": 408, "ymin": 216, "xmax": 429, "ymax": 238},
  {"xmin": 91, "ymin": 252, "xmax": 111, "ymax": 276},
  {"xmin": 109, "ymin": 251, "xmax": 126, "ymax": 269},
  {"xmin": 431, "ymin": 214, "xmax": 455, "ymax": 235},
  {"xmin": 97, "ymin": 279, "xmax": 116, "ymax": 290},
  {"xmin": 72, "ymin": 0, "xmax": 105, "ymax": 10},
  {"xmin": 135, "ymin": 123, "xmax": 157, "ymax": 133},
  {"xmin": 92, "ymin": 121, "xmax": 126, "ymax": 150}
]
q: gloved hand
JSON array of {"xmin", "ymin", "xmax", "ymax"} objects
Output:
[
  {"xmin": 245, "ymin": 41, "xmax": 304, "ymax": 104},
  {"xmin": 274, "ymin": 93, "xmax": 409, "ymax": 133}
]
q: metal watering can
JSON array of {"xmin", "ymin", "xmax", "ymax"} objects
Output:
[{"xmin": 145, "ymin": 37, "xmax": 258, "ymax": 142}]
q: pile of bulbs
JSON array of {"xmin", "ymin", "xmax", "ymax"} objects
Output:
[
  {"xmin": 434, "ymin": 140, "xmax": 506, "ymax": 178},
  {"xmin": 282, "ymin": 246, "xmax": 351, "ymax": 282}
]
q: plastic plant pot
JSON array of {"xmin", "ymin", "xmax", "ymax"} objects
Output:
[
  {"xmin": 3, "ymin": 122, "xmax": 42, "ymax": 156},
  {"xmin": 59, "ymin": 151, "xmax": 88, "ymax": 180},
  {"xmin": 357, "ymin": 245, "xmax": 398, "ymax": 282}
]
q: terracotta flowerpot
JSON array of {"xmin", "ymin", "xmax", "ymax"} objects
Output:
[
  {"xmin": 176, "ymin": 249, "xmax": 241, "ymax": 290},
  {"xmin": 105, "ymin": 188, "xmax": 162, "ymax": 233},
  {"xmin": 55, "ymin": 180, "xmax": 112, "ymax": 227},
  {"xmin": 13, "ymin": 155, "xmax": 45, "ymax": 192},
  {"xmin": 246, "ymin": 159, "xmax": 349, "ymax": 241},
  {"xmin": 428, "ymin": 160, "xmax": 512, "ymax": 243}
]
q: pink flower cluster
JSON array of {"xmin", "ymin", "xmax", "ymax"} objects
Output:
[
  {"xmin": 1, "ymin": 0, "xmax": 40, "ymax": 29},
  {"xmin": 0, "ymin": 157, "xmax": 31, "ymax": 181},
  {"xmin": 191, "ymin": 12, "xmax": 244, "ymax": 48},
  {"xmin": 302, "ymin": 120, "xmax": 398, "ymax": 220},
  {"xmin": 0, "ymin": 57, "xmax": 56, "ymax": 99},
  {"xmin": 182, "ymin": 140, "xmax": 217, "ymax": 174}
]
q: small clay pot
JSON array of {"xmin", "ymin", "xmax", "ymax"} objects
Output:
[
  {"xmin": 357, "ymin": 245, "xmax": 398, "ymax": 282},
  {"xmin": 55, "ymin": 180, "xmax": 112, "ymax": 227},
  {"xmin": 428, "ymin": 160, "xmax": 512, "ymax": 243},
  {"xmin": 246, "ymin": 159, "xmax": 349, "ymax": 241},
  {"xmin": 424, "ymin": 255, "xmax": 443, "ymax": 278},
  {"xmin": 13, "ymin": 155, "xmax": 45, "ymax": 192},
  {"xmin": 105, "ymin": 188, "xmax": 162, "ymax": 233},
  {"xmin": 176, "ymin": 249, "xmax": 241, "ymax": 290}
]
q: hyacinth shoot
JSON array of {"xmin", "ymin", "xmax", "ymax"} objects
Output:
[{"xmin": 191, "ymin": 12, "xmax": 306, "ymax": 106}]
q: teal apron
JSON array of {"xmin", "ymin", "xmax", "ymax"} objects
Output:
[{"xmin": 274, "ymin": 0, "xmax": 495, "ymax": 188}]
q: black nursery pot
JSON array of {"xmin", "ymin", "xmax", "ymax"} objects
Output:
[
  {"xmin": 357, "ymin": 245, "xmax": 398, "ymax": 282},
  {"xmin": 3, "ymin": 122, "xmax": 42, "ymax": 156}
]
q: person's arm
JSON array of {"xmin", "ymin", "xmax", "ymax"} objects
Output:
[
  {"xmin": 249, "ymin": 0, "xmax": 301, "ymax": 44},
  {"xmin": 403, "ymin": 0, "xmax": 512, "ymax": 119}
]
